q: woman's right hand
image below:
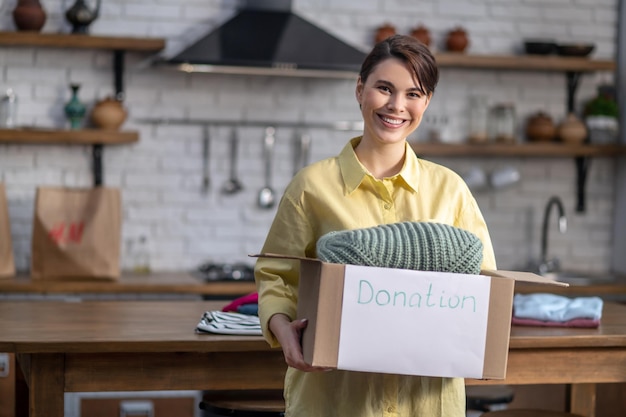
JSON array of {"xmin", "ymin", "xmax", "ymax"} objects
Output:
[{"xmin": 269, "ymin": 313, "xmax": 332, "ymax": 372}]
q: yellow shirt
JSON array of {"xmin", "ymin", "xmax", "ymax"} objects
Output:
[{"xmin": 255, "ymin": 137, "xmax": 496, "ymax": 417}]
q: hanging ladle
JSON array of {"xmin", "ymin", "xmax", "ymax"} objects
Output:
[
  {"xmin": 221, "ymin": 127, "xmax": 243, "ymax": 194},
  {"xmin": 257, "ymin": 127, "xmax": 276, "ymax": 209}
]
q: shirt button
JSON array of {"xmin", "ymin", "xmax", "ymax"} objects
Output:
[
  {"xmin": 384, "ymin": 203, "xmax": 391, "ymax": 209},
  {"xmin": 387, "ymin": 406, "xmax": 395, "ymax": 413}
]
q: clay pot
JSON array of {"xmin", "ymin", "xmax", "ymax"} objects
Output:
[
  {"xmin": 90, "ymin": 97, "xmax": 128, "ymax": 130},
  {"xmin": 12, "ymin": 0, "xmax": 46, "ymax": 32},
  {"xmin": 557, "ymin": 113, "xmax": 588, "ymax": 144},
  {"xmin": 525, "ymin": 112, "xmax": 556, "ymax": 142},
  {"xmin": 446, "ymin": 27, "xmax": 469, "ymax": 53},
  {"xmin": 375, "ymin": 23, "xmax": 396, "ymax": 44},
  {"xmin": 410, "ymin": 25, "xmax": 431, "ymax": 47}
]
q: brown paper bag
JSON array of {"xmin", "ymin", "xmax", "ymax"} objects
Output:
[
  {"xmin": 0, "ymin": 183, "xmax": 15, "ymax": 278},
  {"xmin": 31, "ymin": 186, "xmax": 122, "ymax": 281}
]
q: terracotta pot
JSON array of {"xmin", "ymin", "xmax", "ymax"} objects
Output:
[
  {"xmin": 526, "ymin": 112, "xmax": 556, "ymax": 142},
  {"xmin": 410, "ymin": 25, "xmax": 431, "ymax": 47},
  {"xmin": 446, "ymin": 27, "xmax": 469, "ymax": 52},
  {"xmin": 375, "ymin": 23, "xmax": 396, "ymax": 44},
  {"xmin": 90, "ymin": 97, "xmax": 128, "ymax": 130},
  {"xmin": 12, "ymin": 0, "xmax": 46, "ymax": 32},
  {"xmin": 557, "ymin": 113, "xmax": 588, "ymax": 144}
]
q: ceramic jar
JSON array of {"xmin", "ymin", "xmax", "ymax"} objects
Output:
[
  {"xmin": 446, "ymin": 27, "xmax": 469, "ymax": 52},
  {"xmin": 90, "ymin": 97, "xmax": 127, "ymax": 130},
  {"xmin": 526, "ymin": 112, "xmax": 556, "ymax": 142},
  {"xmin": 410, "ymin": 25, "xmax": 431, "ymax": 47},
  {"xmin": 12, "ymin": 0, "xmax": 46, "ymax": 32},
  {"xmin": 557, "ymin": 113, "xmax": 588, "ymax": 144},
  {"xmin": 375, "ymin": 23, "xmax": 396, "ymax": 44}
]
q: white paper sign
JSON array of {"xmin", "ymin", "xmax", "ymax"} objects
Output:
[{"xmin": 337, "ymin": 265, "xmax": 491, "ymax": 378}]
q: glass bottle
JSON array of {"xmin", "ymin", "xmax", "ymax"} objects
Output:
[{"xmin": 0, "ymin": 89, "xmax": 18, "ymax": 128}]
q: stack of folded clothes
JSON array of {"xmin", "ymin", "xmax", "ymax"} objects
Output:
[
  {"xmin": 512, "ymin": 293, "xmax": 604, "ymax": 328},
  {"xmin": 196, "ymin": 292, "xmax": 261, "ymax": 335}
]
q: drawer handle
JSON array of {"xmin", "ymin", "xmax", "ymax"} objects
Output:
[{"xmin": 119, "ymin": 400, "xmax": 155, "ymax": 417}]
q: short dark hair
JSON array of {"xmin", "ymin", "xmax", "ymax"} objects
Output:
[{"xmin": 359, "ymin": 34, "xmax": 439, "ymax": 96}]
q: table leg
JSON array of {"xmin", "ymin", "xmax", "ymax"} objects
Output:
[
  {"xmin": 568, "ymin": 383, "xmax": 596, "ymax": 417},
  {"xmin": 28, "ymin": 354, "xmax": 64, "ymax": 417}
]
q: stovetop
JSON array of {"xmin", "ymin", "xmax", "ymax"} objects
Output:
[{"xmin": 194, "ymin": 262, "xmax": 255, "ymax": 282}]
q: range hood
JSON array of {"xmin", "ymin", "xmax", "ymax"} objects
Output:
[{"xmin": 166, "ymin": 0, "xmax": 367, "ymax": 78}]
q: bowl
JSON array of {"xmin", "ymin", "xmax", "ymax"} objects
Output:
[
  {"xmin": 556, "ymin": 43, "xmax": 595, "ymax": 57},
  {"xmin": 524, "ymin": 40, "xmax": 556, "ymax": 55}
]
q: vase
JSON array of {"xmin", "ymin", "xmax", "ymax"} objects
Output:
[
  {"xmin": 65, "ymin": 0, "xmax": 101, "ymax": 34},
  {"xmin": 90, "ymin": 97, "xmax": 127, "ymax": 130},
  {"xmin": 12, "ymin": 0, "xmax": 47, "ymax": 32},
  {"xmin": 410, "ymin": 25, "xmax": 431, "ymax": 47},
  {"xmin": 446, "ymin": 27, "xmax": 469, "ymax": 53},
  {"xmin": 557, "ymin": 113, "xmax": 588, "ymax": 144},
  {"xmin": 64, "ymin": 84, "xmax": 87, "ymax": 130},
  {"xmin": 526, "ymin": 112, "xmax": 556, "ymax": 142},
  {"xmin": 375, "ymin": 23, "xmax": 396, "ymax": 44}
]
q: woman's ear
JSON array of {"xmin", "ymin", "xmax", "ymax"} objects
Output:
[{"xmin": 355, "ymin": 76, "xmax": 363, "ymax": 106}]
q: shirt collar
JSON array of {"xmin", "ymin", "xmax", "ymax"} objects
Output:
[{"xmin": 339, "ymin": 137, "xmax": 420, "ymax": 195}]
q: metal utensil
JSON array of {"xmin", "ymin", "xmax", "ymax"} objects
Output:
[
  {"xmin": 257, "ymin": 127, "xmax": 276, "ymax": 209},
  {"xmin": 201, "ymin": 125, "xmax": 210, "ymax": 193},
  {"xmin": 292, "ymin": 131, "xmax": 311, "ymax": 176},
  {"xmin": 221, "ymin": 127, "xmax": 243, "ymax": 194}
]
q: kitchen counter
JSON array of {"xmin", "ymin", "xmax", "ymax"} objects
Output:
[{"xmin": 0, "ymin": 272, "xmax": 256, "ymax": 298}]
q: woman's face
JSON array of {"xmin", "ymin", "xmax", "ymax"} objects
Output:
[{"xmin": 356, "ymin": 57, "xmax": 431, "ymax": 146}]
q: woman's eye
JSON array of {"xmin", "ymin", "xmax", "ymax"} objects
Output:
[
  {"xmin": 408, "ymin": 92, "xmax": 422, "ymax": 99},
  {"xmin": 377, "ymin": 86, "xmax": 391, "ymax": 93}
]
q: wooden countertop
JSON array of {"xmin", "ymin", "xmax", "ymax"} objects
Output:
[{"xmin": 0, "ymin": 272, "xmax": 256, "ymax": 296}]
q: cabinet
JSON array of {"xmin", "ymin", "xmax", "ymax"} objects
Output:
[{"xmin": 0, "ymin": 32, "xmax": 165, "ymax": 184}]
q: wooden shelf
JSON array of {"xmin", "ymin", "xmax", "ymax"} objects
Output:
[
  {"xmin": 434, "ymin": 52, "xmax": 615, "ymax": 72},
  {"xmin": 0, "ymin": 128, "xmax": 138, "ymax": 145},
  {"xmin": 0, "ymin": 31, "xmax": 165, "ymax": 51},
  {"xmin": 410, "ymin": 142, "xmax": 626, "ymax": 157}
]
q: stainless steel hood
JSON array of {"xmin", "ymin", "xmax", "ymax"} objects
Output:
[{"xmin": 165, "ymin": 0, "xmax": 367, "ymax": 78}]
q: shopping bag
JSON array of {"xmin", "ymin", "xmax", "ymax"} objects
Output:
[
  {"xmin": 31, "ymin": 186, "xmax": 122, "ymax": 280},
  {"xmin": 0, "ymin": 183, "xmax": 15, "ymax": 278}
]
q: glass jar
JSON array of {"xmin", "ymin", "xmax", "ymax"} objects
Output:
[
  {"xmin": 488, "ymin": 103, "xmax": 516, "ymax": 143},
  {"xmin": 467, "ymin": 96, "xmax": 489, "ymax": 143}
]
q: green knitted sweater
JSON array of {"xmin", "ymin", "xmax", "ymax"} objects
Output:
[{"xmin": 316, "ymin": 221, "xmax": 484, "ymax": 275}]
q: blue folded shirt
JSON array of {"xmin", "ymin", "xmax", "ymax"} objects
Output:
[{"xmin": 513, "ymin": 293, "xmax": 603, "ymax": 322}]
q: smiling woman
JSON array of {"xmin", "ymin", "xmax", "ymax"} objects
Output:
[{"xmin": 254, "ymin": 34, "xmax": 496, "ymax": 417}]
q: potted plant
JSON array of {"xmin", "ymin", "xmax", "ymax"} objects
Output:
[{"xmin": 584, "ymin": 85, "xmax": 619, "ymax": 144}]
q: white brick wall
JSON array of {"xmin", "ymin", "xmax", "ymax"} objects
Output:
[{"xmin": 0, "ymin": 0, "xmax": 619, "ymax": 273}]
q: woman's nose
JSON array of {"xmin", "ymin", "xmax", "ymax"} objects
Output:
[{"xmin": 386, "ymin": 94, "xmax": 405, "ymax": 112}]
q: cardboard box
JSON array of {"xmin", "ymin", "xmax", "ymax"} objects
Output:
[{"xmin": 255, "ymin": 253, "xmax": 567, "ymax": 380}]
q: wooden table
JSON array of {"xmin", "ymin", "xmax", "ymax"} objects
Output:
[{"xmin": 0, "ymin": 301, "xmax": 624, "ymax": 417}]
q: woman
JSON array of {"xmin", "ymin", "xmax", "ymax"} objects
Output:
[{"xmin": 255, "ymin": 34, "xmax": 496, "ymax": 417}]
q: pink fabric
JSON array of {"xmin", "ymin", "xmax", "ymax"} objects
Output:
[
  {"xmin": 511, "ymin": 316, "xmax": 600, "ymax": 328},
  {"xmin": 222, "ymin": 292, "xmax": 259, "ymax": 312}
]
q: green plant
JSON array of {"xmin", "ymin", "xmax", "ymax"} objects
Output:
[{"xmin": 584, "ymin": 95, "xmax": 618, "ymax": 118}]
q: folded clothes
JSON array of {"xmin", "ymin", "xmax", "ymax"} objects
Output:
[
  {"xmin": 222, "ymin": 292, "xmax": 259, "ymax": 312},
  {"xmin": 196, "ymin": 310, "xmax": 262, "ymax": 335},
  {"xmin": 513, "ymin": 293, "xmax": 603, "ymax": 323},
  {"xmin": 511, "ymin": 316, "xmax": 600, "ymax": 328},
  {"xmin": 237, "ymin": 303, "xmax": 259, "ymax": 316}
]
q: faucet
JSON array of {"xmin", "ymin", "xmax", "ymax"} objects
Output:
[{"xmin": 538, "ymin": 196, "xmax": 567, "ymax": 275}]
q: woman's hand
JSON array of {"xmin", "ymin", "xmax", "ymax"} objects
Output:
[{"xmin": 269, "ymin": 313, "xmax": 333, "ymax": 372}]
